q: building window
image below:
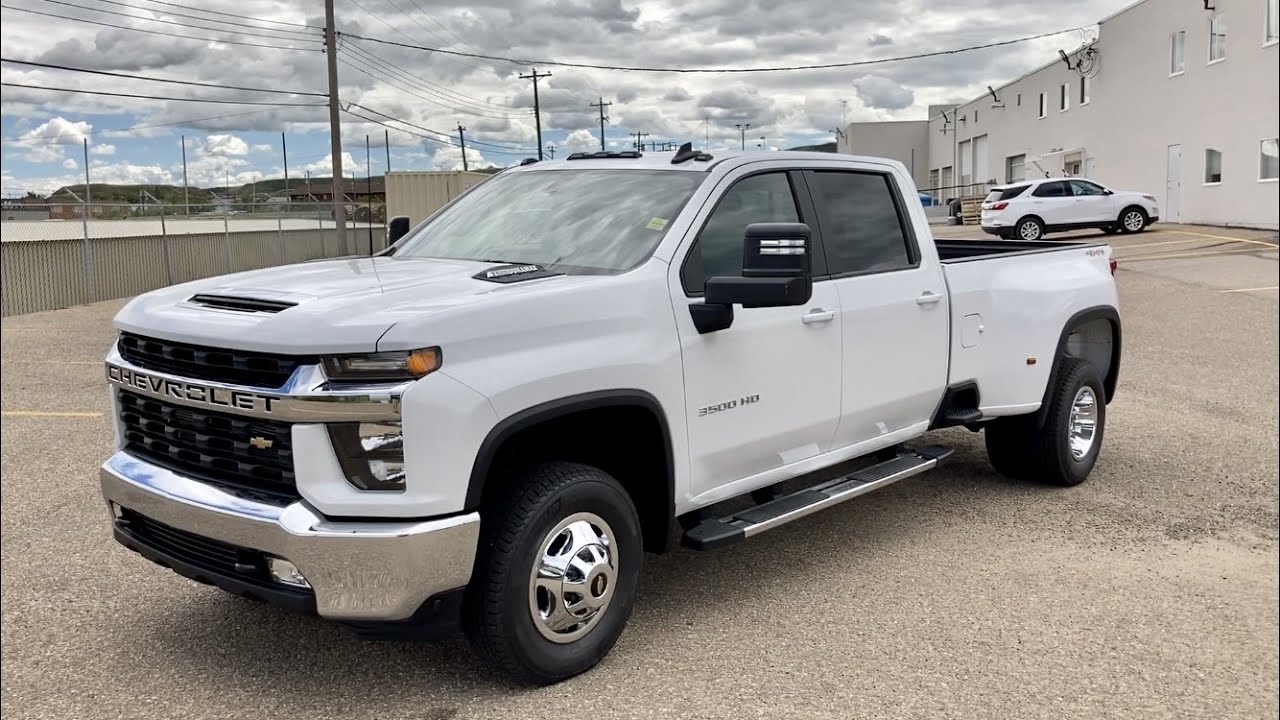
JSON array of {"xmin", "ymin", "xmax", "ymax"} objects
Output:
[
  {"xmin": 1016, "ymin": 93, "xmax": 1022, "ymax": 107},
  {"xmin": 1204, "ymin": 148, "xmax": 1223, "ymax": 184},
  {"xmin": 1209, "ymin": 14, "xmax": 1227, "ymax": 62},
  {"xmin": 1079, "ymin": 76, "xmax": 1091, "ymax": 104},
  {"xmin": 1171, "ymin": 30, "xmax": 1186, "ymax": 74},
  {"xmin": 1261, "ymin": 138, "xmax": 1279, "ymax": 180},
  {"xmin": 1059, "ymin": 83, "xmax": 1069, "ymax": 111},
  {"xmin": 1006, "ymin": 154, "xmax": 1026, "ymax": 183},
  {"xmin": 1268, "ymin": 0, "xmax": 1278, "ymax": 44},
  {"xmin": 1038, "ymin": 92, "xmax": 1046, "ymax": 118}
]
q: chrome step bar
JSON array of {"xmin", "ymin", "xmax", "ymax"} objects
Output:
[{"xmin": 682, "ymin": 445, "xmax": 954, "ymax": 550}]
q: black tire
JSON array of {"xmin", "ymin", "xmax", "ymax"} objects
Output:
[
  {"xmin": 1102, "ymin": 226, "xmax": 1120, "ymax": 235},
  {"xmin": 1014, "ymin": 216, "xmax": 1045, "ymax": 241},
  {"xmin": 1117, "ymin": 206, "xmax": 1148, "ymax": 234},
  {"xmin": 984, "ymin": 357, "xmax": 1106, "ymax": 486},
  {"xmin": 463, "ymin": 462, "xmax": 643, "ymax": 686}
]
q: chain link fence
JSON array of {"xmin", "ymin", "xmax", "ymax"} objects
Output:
[{"xmin": 1, "ymin": 199, "xmax": 385, "ymax": 317}]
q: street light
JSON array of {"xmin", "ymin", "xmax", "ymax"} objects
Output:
[{"xmin": 734, "ymin": 123, "xmax": 751, "ymax": 151}]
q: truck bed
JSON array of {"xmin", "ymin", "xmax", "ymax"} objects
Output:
[{"xmin": 935, "ymin": 238, "xmax": 1104, "ymax": 263}]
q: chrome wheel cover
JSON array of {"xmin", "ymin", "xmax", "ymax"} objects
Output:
[
  {"xmin": 1019, "ymin": 221, "xmax": 1041, "ymax": 240},
  {"xmin": 1123, "ymin": 211, "xmax": 1144, "ymax": 231},
  {"xmin": 528, "ymin": 512, "xmax": 617, "ymax": 643},
  {"xmin": 1068, "ymin": 386, "xmax": 1099, "ymax": 460}
]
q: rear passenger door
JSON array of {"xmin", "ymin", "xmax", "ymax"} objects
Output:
[
  {"xmin": 1028, "ymin": 180, "xmax": 1072, "ymax": 226},
  {"xmin": 801, "ymin": 166, "xmax": 950, "ymax": 452}
]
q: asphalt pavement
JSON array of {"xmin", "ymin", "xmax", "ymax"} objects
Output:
[{"xmin": 2, "ymin": 223, "xmax": 1277, "ymax": 720}]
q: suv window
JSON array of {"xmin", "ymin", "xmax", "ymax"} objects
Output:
[
  {"xmin": 808, "ymin": 171, "xmax": 914, "ymax": 275},
  {"xmin": 1069, "ymin": 180, "xmax": 1107, "ymax": 196},
  {"xmin": 1032, "ymin": 181, "xmax": 1068, "ymax": 198},
  {"xmin": 682, "ymin": 172, "xmax": 800, "ymax": 293},
  {"xmin": 985, "ymin": 185, "xmax": 1030, "ymax": 202}
]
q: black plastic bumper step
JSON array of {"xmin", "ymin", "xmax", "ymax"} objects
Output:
[{"xmin": 682, "ymin": 444, "xmax": 953, "ymax": 551}]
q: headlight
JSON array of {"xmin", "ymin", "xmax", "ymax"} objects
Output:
[
  {"xmin": 328, "ymin": 422, "xmax": 405, "ymax": 491},
  {"xmin": 322, "ymin": 347, "xmax": 441, "ymax": 383},
  {"xmin": 1141, "ymin": 194, "xmax": 1156, "ymax": 202}
]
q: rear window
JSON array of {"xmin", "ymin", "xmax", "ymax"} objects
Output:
[{"xmin": 986, "ymin": 185, "xmax": 1029, "ymax": 202}]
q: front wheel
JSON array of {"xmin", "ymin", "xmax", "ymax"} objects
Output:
[
  {"xmin": 463, "ymin": 462, "xmax": 642, "ymax": 686},
  {"xmin": 1118, "ymin": 207, "xmax": 1148, "ymax": 234}
]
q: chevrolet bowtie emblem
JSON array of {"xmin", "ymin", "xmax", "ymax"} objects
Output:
[{"xmin": 249, "ymin": 436, "xmax": 274, "ymax": 450}]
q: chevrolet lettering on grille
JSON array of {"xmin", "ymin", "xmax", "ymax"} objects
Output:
[{"xmin": 106, "ymin": 364, "xmax": 279, "ymax": 414}]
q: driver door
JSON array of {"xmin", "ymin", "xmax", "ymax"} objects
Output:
[
  {"xmin": 1067, "ymin": 179, "xmax": 1117, "ymax": 223},
  {"xmin": 669, "ymin": 168, "xmax": 843, "ymax": 501}
]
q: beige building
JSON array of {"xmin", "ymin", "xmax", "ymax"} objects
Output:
[{"xmin": 841, "ymin": 0, "xmax": 1280, "ymax": 229}]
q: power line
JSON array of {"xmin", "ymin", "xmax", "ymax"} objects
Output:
[
  {"xmin": 1, "ymin": 58, "xmax": 327, "ymax": 97},
  {"xmin": 0, "ymin": 5, "xmax": 320, "ymax": 51},
  {"xmin": 337, "ymin": 55, "xmax": 521, "ymax": 121},
  {"xmin": 33, "ymin": 0, "xmax": 323, "ymax": 42},
  {"xmin": 124, "ymin": 0, "xmax": 317, "ymax": 28},
  {"xmin": 342, "ymin": 25, "xmax": 1091, "ymax": 73},
  {"xmin": 74, "ymin": 0, "xmax": 319, "ymax": 36},
  {"xmin": 400, "ymin": 0, "xmax": 489, "ymax": 59},
  {"xmin": 342, "ymin": 107, "xmax": 531, "ymax": 157},
  {"xmin": 346, "ymin": 101, "xmax": 530, "ymax": 152},
  {"xmin": 340, "ymin": 42, "xmax": 522, "ymax": 115},
  {"xmin": 2, "ymin": 82, "xmax": 328, "ymax": 106}
]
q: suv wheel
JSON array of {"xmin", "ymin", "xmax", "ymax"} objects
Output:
[
  {"xmin": 1119, "ymin": 207, "xmax": 1148, "ymax": 234},
  {"xmin": 984, "ymin": 357, "xmax": 1106, "ymax": 487},
  {"xmin": 1016, "ymin": 216, "xmax": 1045, "ymax": 241},
  {"xmin": 463, "ymin": 462, "xmax": 642, "ymax": 685}
]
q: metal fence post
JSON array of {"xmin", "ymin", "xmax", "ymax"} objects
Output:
[
  {"xmin": 145, "ymin": 190, "xmax": 173, "ymax": 285},
  {"xmin": 224, "ymin": 212, "xmax": 233, "ymax": 272},
  {"xmin": 277, "ymin": 216, "xmax": 285, "ymax": 266},
  {"xmin": 80, "ymin": 140, "xmax": 96, "ymax": 304}
]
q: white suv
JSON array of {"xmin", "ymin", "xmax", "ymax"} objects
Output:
[{"xmin": 981, "ymin": 178, "xmax": 1159, "ymax": 241}]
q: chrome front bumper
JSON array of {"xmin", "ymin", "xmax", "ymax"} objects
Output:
[{"xmin": 100, "ymin": 451, "xmax": 480, "ymax": 622}]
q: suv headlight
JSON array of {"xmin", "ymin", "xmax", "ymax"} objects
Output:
[
  {"xmin": 322, "ymin": 348, "xmax": 441, "ymax": 383},
  {"xmin": 328, "ymin": 422, "xmax": 405, "ymax": 491}
]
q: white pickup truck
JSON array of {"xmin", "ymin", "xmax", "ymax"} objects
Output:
[{"xmin": 99, "ymin": 145, "xmax": 1121, "ymax": 685}]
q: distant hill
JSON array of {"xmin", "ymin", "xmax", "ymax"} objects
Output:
[
  {"xmin": 786, "ymin": 142, "xmax": 837, "ymax": 153},
  {"xmin": 48, "ymin": 183, "xmax": 216, "ymax": 204}
]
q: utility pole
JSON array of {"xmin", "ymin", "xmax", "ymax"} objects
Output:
[
  {"xmin": 281, "ymin": 132, "xmax": 289, "ymax": 197},
  {"xmin": 384, "ymin": 129, "xmax": 390, "ymax": 173},
  {"xmin": 840, "ymin": 99, "xmax": 848, "ymax": 129},
  {"xmin": 323, "ymin": 0, "xmax": 348, "ymax": 254},
  {"xmin": 365, "ymin": 134, "xmax": 373, "ymax": 254},
  {"xmin": 629, "ymin": 131, "xmax": 649, "ymax": 151},
  {"xmin": 457, "ymin": 124, "xmax": 468, "ymax": 172},
  {"xmin": 180, "ymin": 134, "xmax": 189, "ymax": 216},
  {"xmin": 704, "ymin": 116, "xmax": 709, "ymax": 146},
  {"xmin": 590, "ymin": 97, "xmax": 612, "ymax": 151},
  {"xmin": 545, "ymin": 143, "xmax": 556, "ymax": 159},
  {"xmin": 735, "ymin": 123, "xmax": 751, "ymax": 151},
  {"xmin": 519, "ymin": 67, "xmax": 552, "ymax": 160}
]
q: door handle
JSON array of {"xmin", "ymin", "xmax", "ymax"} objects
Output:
[
  {"xmin": 801, "ymin": 308, "xmax": 836, "ymax": 325},
  {"xmin": 916, "ymin": 292, "xmax": 943, "ymax": 306}
]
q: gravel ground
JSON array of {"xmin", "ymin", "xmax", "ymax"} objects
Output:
[{"xmin": 2, "ymin": 225, "xmax": 1276, "ymax": 720}]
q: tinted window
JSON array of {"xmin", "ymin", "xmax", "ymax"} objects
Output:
[
  {"xmin": 683, "ymin": 172, "xmax": 799, "ymax": 293},
  {"xmin": 808, "ymin": 171, "xmax": 913, "ymax": 275},
  {"xmin": 1032, "ymin": 181, "xmax": 1068, "ymax": 198},
  {"xmin": 1069, "ymin": 180, "xmax": 1106, "ymax": 196},
  {"xmin": 997, "ymin": 185, "xmax": 1030, "ymax": 200}
]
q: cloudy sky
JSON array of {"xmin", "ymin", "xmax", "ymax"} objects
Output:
[{"xmin": 1, "ymin": 0, "xmax": 1127, "ymax": 195}]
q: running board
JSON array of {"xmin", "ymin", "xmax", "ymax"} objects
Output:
[{"xmin": 681, "ymin": 445, "xmax": 954, "ymax": 551}]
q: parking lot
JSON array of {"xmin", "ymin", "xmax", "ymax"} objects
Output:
[{"xmin": 1, "ymin": 223, "xmax": 1276, "ymax": 720}]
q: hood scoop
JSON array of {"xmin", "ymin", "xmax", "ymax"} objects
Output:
[{"xmin": 186, "ymin": 293, "xmax": 299, "ymax": 314}]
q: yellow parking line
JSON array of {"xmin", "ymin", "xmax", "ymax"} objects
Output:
[
  {"xmin": 1167, "ymin": 230, "xmax": 1279, "ymax": 248},
  {"xmin": 1120, "ymin": 247, "xmax": 1274, "ymax": 262},
  {"xmin": 1220, "ymin": 285, "xmax": 1279, "ymax": 294},
  {"xmin": 1113, "ymin": 238, "xmax": 1211, "ymax": 251},
  {"xmin": 1, "ymin": 410, "xmax": 103, "ymax": 418}
]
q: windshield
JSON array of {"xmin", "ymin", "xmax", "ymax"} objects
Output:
[{"xmin": 391, "ymin": 169, "xmax": 706, "ymax": 273}]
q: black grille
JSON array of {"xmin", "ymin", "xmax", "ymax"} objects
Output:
[
  {"xmin": 119, "ymin": 392, "xmax": 299, "ymax": 505},
  {"xmin": 117, "ymin": 332, "xmax": 313, "ymax": 388}
]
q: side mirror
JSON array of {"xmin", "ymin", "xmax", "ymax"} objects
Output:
[
  {"xmin": 690, "ymin": 223, "xmax": 814, "ymax": 334},
  {"xmin": 386, "ymin": 216, "xmax": 412, "ymax": 246}
]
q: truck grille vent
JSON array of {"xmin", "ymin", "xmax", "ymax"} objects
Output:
[
  {"xmin": 117, "ymin": 332, "xmax": 313, "ymax": 388},
  {"xmin": 118, "ymin": 392, "xmax": 300, "ymax": 506},
  {"xmin": 187, "ymin": 294, "xmax": 298, "ymax": 314}
]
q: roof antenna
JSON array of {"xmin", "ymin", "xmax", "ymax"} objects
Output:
[{"xmin": 671, "ymin": 141, "xmax": 713, "ymax": 164}]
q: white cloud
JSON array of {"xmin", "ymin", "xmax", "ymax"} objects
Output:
[
  {"xmin": 429, "ymin": 146, "xmax": 491, "ymax": 172},
  {"xmin": 62, "ymin": 158, "xmax": 78, "ymax": 170},
  {"xmin": 301, "ymin": 151, "xmax": 358, "ymax": 177},
  {"xmin": 14, "ymin": 117, "xmax": 93, "ymax": 163},
  {"xmin": 251, "ymin": 143, "xmax": 274, "ymax": 152},
  {"xmin": 89, "ymin": 144, "xmax": 117, "ymax": 156},
  {"xmin": 851, "ymin": 75, "xmax": 915, "ymax": 111},
  {"xmin": 202, "ymin": 134, "xmax": 250, "ymax": 157},
  {"xmin": 563, "ymin": 129, "xmax": 601, "ymax": 153}
]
